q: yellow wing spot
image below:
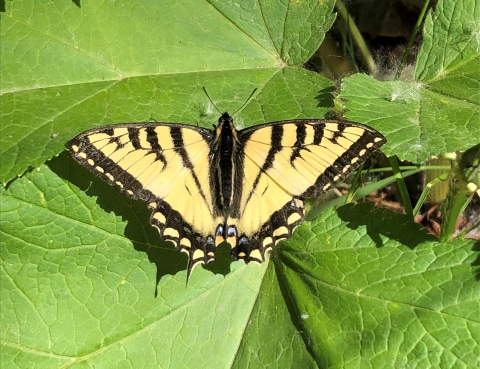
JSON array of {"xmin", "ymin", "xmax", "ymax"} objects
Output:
[
  {"xmin": 115, "ymin": 181, "xmax": 123, "ymax": 188},
  {"xmin": 164, "ymin": 228, "xmax": 179, "ymax": 238},
  {"xmin": 106, "ymin": 173, "xmax": 114, "ymax": 181},
  {"xmin": 148, "ymin": 202, "xmax": 156, "ymax": 208},
  {"xmin": 294, "ymin": 198, "xmax": 304, "ymax": 208},
  {"xmin": 323, "ymin": 183, "xmax": 331, "ymax": 190},
  {"xmin": 287, "ymin": 213, "xmax": 302, "ymax": 225},
  {"xmin": 88, "ymin": 132, "xmax": 112, "ymax": 144},
  {"xmin": 78, "ymin": 152, "xmax": 87, "ymax": 159},
  {"xmin": 359, "ymin": 149, "xmax": 367, "ymax": 156},
  {"xmin": 180, "ymin": 248, "xmax": 189, "ymax": 255},
  {"xmin": 180, "ymin": 238, "xmax": 191, "ymax": 249},
  {"xmin": 238, "ymin": 252, "xmax": 246, "ymax": 258},
  {"xmin": 366, "ymin": 142, "xmax": 374, "ymax": 148},
  {"xmin": 192, "ymin": 249, "xmax": 205, "ymax": 260},
  {"xmin": 127, "ymin": 190, "xmax": 134, "ymax": 196},
  {"xmin": 71, "ymin": 144, "xmax": 79, "ymax": 152},
  {"xmin": 95, "ymin": 166, "xmax": 104, "ymax": 173},
  {"xmin": 342, "ymin": 165, "xmax": 351, "ymax": 173},
  {"xmin": 374, "ymin": 137, "xmax": 383, "ymax": 143},
  {"xmin": 262, "ymin": 237, "xmax": 273, "ymax": 247},
  {"xmin": 333, "ymin": 174, "xmax": 341, "ymax": 181},
  {"xmin": 249, "ymin": 249, "xmax": 262, "ymax": 261},
  {"xmin": 335, "ymin": 136, "xmax": 355, "ymax": 150},
  {"xmin": 207, "ymin": 251, "xmax": 214, "ymax": 257},
  {"xmin": 227, "ymin": 236, "xmax": 237, "ymax": 248},
  {"xmin": 273, "ymin": 226, "xmax": 288, "ymax": 238},
  {"xmin": 153, "ymin": 212, "xmax": 166, "ymax": 224},
  {"xmin": 275, "ymin": 237, "xmax": 286, "ymax": 245},
  {"xmin": 351, "ymin": 157, "xmax": 359, "ymax": 164},
  {"xmin": 87, "ymin": 159, "xmax": 95, "ymax": 166},
  {"xmin": 215, "ymin": 235, "xmax": 225, "ymax": 246}
]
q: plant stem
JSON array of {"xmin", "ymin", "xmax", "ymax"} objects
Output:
[
  {"xmin": 389, "ymin": 156, "xmax": 414, "ymax": 219},
  {"xmin": 395, "ymin": 0, "xmax": 431, "ymax": 79},
  {"xmin": 335, "ymin": 0, "xmax": 375, "ymax": 73}
]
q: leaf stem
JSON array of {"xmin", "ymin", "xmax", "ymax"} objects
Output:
[{"xmin": 389, "ymin": 156, "xmax": 414, "ymax": 219}]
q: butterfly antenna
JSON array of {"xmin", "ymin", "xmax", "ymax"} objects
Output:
[
  {"xmin": 232, "ymin": 88, "xmax": 257, "ymax": 116},
  {"xmin": 203, "ymin": 87, "xmax": 222, "ymax": 115},
  {"xmin": 203, "ymin": 87, "xmax": 258, "ymax": 116}
]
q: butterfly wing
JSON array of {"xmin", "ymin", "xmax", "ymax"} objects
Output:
[
  {"xmin": 226, "ymin": 119, "xmax": 386, "ymax": 262},
  {"xmin": 69, "ymin": 123, "xmax": 224, "ymax": 276}
]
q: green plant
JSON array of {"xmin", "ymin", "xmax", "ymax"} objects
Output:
[{"xmin": 1, "ymin": 0, "xmax": 478, "ymax": 368}]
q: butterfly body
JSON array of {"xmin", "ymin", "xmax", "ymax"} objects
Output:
[{"xmin": 70, "ymin": 112, "xmax": 385, "ymax": 278}]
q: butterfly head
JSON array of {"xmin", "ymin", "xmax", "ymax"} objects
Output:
[
  {"xmin": 213, "ymin": 112, "xmax": 236, "ymax": 139},
  {"xmin": 219, "ymin": 112, "xmax": 234, "ymax": 125}
]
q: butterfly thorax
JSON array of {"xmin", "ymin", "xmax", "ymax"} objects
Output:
[{"xmin": 212, "ymin": 112, "xmax": 238, "ymax": 210}]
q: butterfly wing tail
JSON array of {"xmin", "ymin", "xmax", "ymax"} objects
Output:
[{"xmin": 149, "ymin": 201, "xmax": 219, "ymax": 280}]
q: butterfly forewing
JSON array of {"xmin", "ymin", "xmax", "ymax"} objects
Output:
[{"xmin": 70, "ymin": 123, "xmax": 225, "ymax": 276}]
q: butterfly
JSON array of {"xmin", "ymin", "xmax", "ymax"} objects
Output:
[{"xmin": 70, "ymin": 105, "xmax": 385, "ymax": 279}]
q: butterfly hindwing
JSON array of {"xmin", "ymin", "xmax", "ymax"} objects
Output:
[
  {"xmin": 225, "ymin": 119, "xmax": 386, "ymax": 263},
  {"xmin": 69, "ymin": 123, "xmax": 225, "ymax": 276}
]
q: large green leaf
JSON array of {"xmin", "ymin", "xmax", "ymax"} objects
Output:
[
  {"xmin": 340, "ymin": 0, "xmax": 479, "ymax": 163},
  {"xmin": 276, "ymin": 205, "xmax": 479, "ymax": 368},
  {"xmin": 1, "ymin": 0, "xmax": 479, "ymax": 368},
  {"xmin": 2, "ymin": 156, "xmax": 478, "ymax": 368}
]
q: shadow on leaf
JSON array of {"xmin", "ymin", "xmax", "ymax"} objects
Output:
[
  {"xmin": 473, "ymin": 240, "xmax": 480, "ymax": 281},
  {"xmin": 337, "ymin": 202, "xmax": 434, "ymax": 249},
  {"xmin": 50, "ymin": 152, "xmax": 198, "ymax": 295},
  {"xmin": 315, "ymin": 86, "xmax": 335, "ymax": 109}
]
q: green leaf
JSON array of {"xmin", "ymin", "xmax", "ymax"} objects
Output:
[
  {"xmin": 340, "ymin": 0, "xmax": 479, "ymax": 163},
  {"xmin": 232, "ymin": 264, "xmax": 319, "ymax": 369},
  {"xmin": 276, "ymin": 204, "xmax": 479, "ymax": 368},
  {"xmin": 2, "ymin": 157, "xmax": 478, "ymax": 368}
]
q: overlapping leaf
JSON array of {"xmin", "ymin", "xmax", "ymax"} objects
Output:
[{"xmin": 340, "ymin": 0, "xmax": 479, "ymax": 163}]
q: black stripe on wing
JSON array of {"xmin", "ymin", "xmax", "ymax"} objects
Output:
[{"xmin": 290, "ymin": 124, "xmax": 307, "ymax": 163}]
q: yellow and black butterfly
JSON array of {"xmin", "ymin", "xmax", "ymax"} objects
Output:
[{"xmin": 70, "ymin": 104, "xmax": 385, "ymax": 279}]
